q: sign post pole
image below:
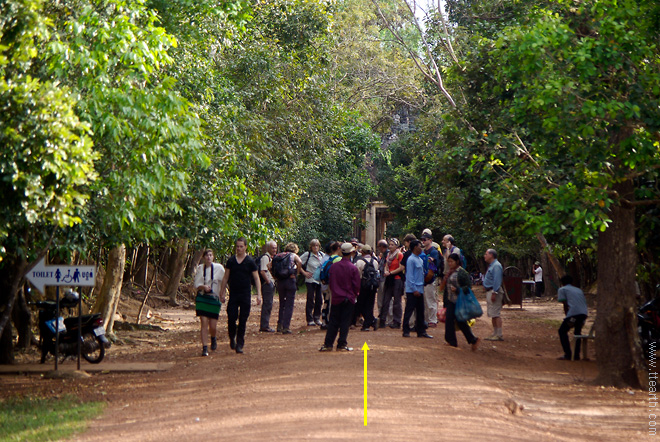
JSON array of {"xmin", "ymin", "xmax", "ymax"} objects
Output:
[{"xmin": 54, "ymin": 286, "xmax": 60, "ymax": 372}]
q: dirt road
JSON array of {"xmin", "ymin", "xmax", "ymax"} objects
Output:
[{"xmin": 1, "ymin": 292, "xmax": 646, "ymax": 441}]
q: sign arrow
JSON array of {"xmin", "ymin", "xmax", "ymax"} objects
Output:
[
  {"xmin": 362, "ymin": 342, "xmax": 369, "ymax": 426},
  {"xmin": 26, "ymin": 257, "xmax": 96, "ymax": 293}
]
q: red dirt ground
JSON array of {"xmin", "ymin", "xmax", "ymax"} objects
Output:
[{"xmin": 0, "ymin": 288, "xmax": 647, "ymax": 441}]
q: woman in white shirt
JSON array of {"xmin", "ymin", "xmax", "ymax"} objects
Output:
[
  {"xmin": 299, "ymin": 239, "xmax": 325, "ymax": 326},
  {"xmin": 194, "ymin": 249, "xmax": 225, "ymax": 356}
]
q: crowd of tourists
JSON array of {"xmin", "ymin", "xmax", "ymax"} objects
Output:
[{"xmin": 193, "ymin": 231, "xmax": 513, "ymax": 356}]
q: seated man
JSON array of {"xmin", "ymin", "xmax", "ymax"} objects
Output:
[{"xmin": 557, "ymin": 275, "xmax": 588, "ymax": 361}]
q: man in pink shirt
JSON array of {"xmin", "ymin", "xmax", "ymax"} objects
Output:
[{"xmin": 319, "ymin": 243, "xmax": 361, "ymax": 352}]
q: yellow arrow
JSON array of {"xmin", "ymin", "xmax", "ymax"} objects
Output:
[{"xmin": 362, "ymin": 342, "xmax": 369, "ymax": 426}]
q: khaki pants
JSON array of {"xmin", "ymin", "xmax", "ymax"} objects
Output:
[{"xmin": 424, "ymin": 280, "xmax": 438, "ymax": 324}]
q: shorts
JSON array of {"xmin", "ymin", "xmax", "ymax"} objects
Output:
[
  {"xmin": 486, "ymin": 289, "xmax": 503, "ymax": 318},
  {"xmin": 195, "ymin": 293, "xmax": 221, "ymax": 320}
]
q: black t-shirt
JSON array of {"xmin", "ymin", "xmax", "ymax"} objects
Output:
[
  {"xmin": 400, "ymin": 249, "xmax": 413, "ymax": 282},
  {"xmin": 226, "ymin": 255, "xmax": 258, "ymax": 296}
]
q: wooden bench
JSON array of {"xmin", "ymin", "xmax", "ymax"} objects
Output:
[{"xmin": 572, "ymin": 322, "xmax": 595, "ymax": 361}]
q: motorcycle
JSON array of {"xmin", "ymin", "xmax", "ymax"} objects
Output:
[
  {"xmin": 35, "ymin": 289, "xmax": 111, "ymax": 364},
  {"xmin": 638, "ymin": 289, "xmax": 660, "ymax": 360}
]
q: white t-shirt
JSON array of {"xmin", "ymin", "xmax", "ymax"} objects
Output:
[
  {"xmin": 300, "ymin": 251, "xmax": 324, "ymax": 284},
  {"xmin": 260, "ymin": 253, "xmax": 274, "ymax": 284},
  {"xmin": 534, "ymin": 266, "xmax": 543, "ymax": 282},
  {"xmin": 194, "ymin": 263, "xmax": 225, "ymax": 297}
]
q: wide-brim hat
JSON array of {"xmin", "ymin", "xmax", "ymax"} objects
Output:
[{"xmin": 341, "ymin": 242, "xmax": 355, "ymax": 254}]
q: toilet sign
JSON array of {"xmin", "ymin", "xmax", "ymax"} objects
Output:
[{"xmin": 26, "ymin": 257, "xmax": 96, "ymax": 293}]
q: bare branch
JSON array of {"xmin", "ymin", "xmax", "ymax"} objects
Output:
[{"xmin": 437, "ymin": 0, "xmax": 462, "ymax": 68}]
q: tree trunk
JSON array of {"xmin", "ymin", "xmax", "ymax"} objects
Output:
[
  {"xmin": 594, "ymin": 179, "xmax": 643, "ymax": 388},
  {"xmin": 185, "ymin": 249, "xmax": 204, "ymax": 279},
  {"xmin": 0, "ymin": 256, "xmax": 27, "ymax": 364},
  {"xmin": 12, "ymin": 286, "xmax": 32, "ymax": 349},
  {"xmin": 123, "ymin": 247, "xmax": 137, "ymax": 285},
  {"xmin": 134, "ymin": 244, "xmax": 150, "ymax": 288},
  {"xmin": 0, "ymin": 325, "xmax": 13, "ymax": 364},
  {"xmin": 92, "ymin": 244, "xmax": 126, "ymax": 335},
  {"xmin": 164, "ymin": 238, "xmax": 189, "ymax": 306}
]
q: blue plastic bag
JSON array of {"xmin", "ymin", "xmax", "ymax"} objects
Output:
[{"xmin": 455, "ymin": 287, "xmax": 483, "ymax": 322}]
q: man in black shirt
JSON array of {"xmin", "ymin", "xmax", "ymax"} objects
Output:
[{"xmin": 220, "ymin": 238, "xmax": 262, "ymax": 354}]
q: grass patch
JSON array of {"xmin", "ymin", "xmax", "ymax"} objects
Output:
[
  {"xmin": 0, "ymin": 395, "xmax": 105, "ymax": 442},
  {"xmin": 519, "ymin": 317, "xmax": 563, "ymax": 329}
]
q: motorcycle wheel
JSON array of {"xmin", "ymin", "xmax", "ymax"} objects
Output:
[{"xmin": 82, "ymin": 333, "xmax": 105, "ymax": 364}]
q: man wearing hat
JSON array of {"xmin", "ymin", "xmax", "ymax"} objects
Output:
[
  {"xmin": 320, "ymin": 243, "xmax": 361, "ymax": 351},
  {"xmin": 533, "ymin": 261, "xmax": 544, "ymax": 297}
]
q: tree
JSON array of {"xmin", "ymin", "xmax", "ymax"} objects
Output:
[
  {"xmin": 0, "ymin": 0, "xmax": 97, "ymax": 361},
  {"xmin": 40, "ymin": 0, "xmax": 211, "ymax": 334},
  {"xmin": 443, "ymin": 0, "xmax": 660, "ymax": 387}
]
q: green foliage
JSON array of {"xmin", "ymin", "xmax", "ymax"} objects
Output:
[
  {"xmin": 447, "ymin": 0, "xmax": 660, "ymax": 246},
  {"xmin": 45, "ymin": 0, "xmax": 209, "ymax": 246},
  {"xmin": 0, "ymin": 395, "xmax": 104, "ymax": 442},
  {"xmin": 291, "ymin": 119, "xmax": 380, "ymax": 245},
  {"xmin": 0, "ymin": 0, "xmax": 97, "ymax": 260}
]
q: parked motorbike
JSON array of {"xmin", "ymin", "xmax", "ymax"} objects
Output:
[
  {"xmin": 35, "ymin": 290, "xmax": 111, "ymax": 364},
  {"xmin": 638, "ymin": 289, "xmax": 660, "ymax": 360}
]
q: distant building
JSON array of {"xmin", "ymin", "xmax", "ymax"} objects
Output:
[{"xmin": 352, "ymin": 201, "xmax": 393, "ymax": 247}]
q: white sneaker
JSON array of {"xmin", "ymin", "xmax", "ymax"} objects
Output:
[
  {"xmin": 307, "ymin": 321, "xmax": 316, "ymax": 326},
  {"xmin": 484, "ymin": 335, "xmax": 503, "ymax": 341}
]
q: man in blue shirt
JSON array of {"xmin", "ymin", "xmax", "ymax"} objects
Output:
[
  {"xmin": 402, "ymin": 240, "xmax": 433, "ymax": 338},
  {"xmin": 557, "ymin": 275, "xmax": 588, "ymax": 360},
  {"xmin": 483, "ymin": 248, "xmax": 504, "ymax": 341}
]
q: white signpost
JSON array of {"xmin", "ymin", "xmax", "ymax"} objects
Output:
[
  {"xmin": 26, "ymin": 257, "xmax": 97, "ymax": 372},
  {"xmin": 26, "ymin": 257, "xmax": 96, "ymax": 293}
]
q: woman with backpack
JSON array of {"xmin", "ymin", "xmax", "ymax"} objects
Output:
[
  {"xmin": 272, "ymin": 242, "xmax": 311, "ymax": 334},
  {"xmin": 354, "ymin": 244, "xmax": 380, "ymax": 331},
  {"xmin": 299, "ymin": 239, "xmax": 325, "ymax": 326}
]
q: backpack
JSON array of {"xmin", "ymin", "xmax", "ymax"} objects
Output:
[
  {"xmin": 319, "ymin": 255, "xmax": 338, "ymax": 284},
  {"xmin": 423, "ymin": 254, "xmax": 440, "ymax": 284},
  {"xmin": 459, "ymin": 249, "xmax": 467, "ymax": 269},
  {"xmin": 358, "ymin": 257, "xmax": 380, "ymax": 290},
  {"xmin": 271, "ymin": 252, "xmax": 296, "ymax": 281},
  {"xmin": 449, "ymin": 246, "xmax": 468, "ymax": 270}
]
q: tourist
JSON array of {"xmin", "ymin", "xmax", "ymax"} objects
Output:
[
  {"xmin": 258, "ymin": 241, "xmax": 277, "ymax": 332},
  {"xmin": 274, "ymin": 242, "xmax": 311, "ymax": 334},
  {"xmin": 320, "ymin": 241, "xmax": 342, "ymax": 329},
  {"xmin": 319, "ymin": 243, "xmax": 361, "ymax": 352},
  {"xmin": 440, "ymin": 253, "xmax": 480, "ymax": 350},
  {"xmin": 483, "ymin": 248, "xmax": 504, "ymax": 341},
  {"xmin": 355, "ymin": 244, "xmax": 379, "ymax": 331},
  {"xmin": 380, "ymin": 238, "xmax": 404, "ymax": 329},
  {"xmin": 299, "ymin": 239, "xmax": 325, "ymax": 326},
  {"xmin": 376, "ymin": 239, "xmax": 392, "ymax": 326},
  {"xmin": 557, "ymin": 275, "xmax": 588, "ymax": 360},
  {"xmin": 421, "ymin": 232, "xmax": 442, "ymax": 328},
  {"xmin": 219, "ymin": 238, "xmax": 261, "ymax": 354},
  {"xmin": 402, "ymin": 240, "xmax": 432, "ymax": 339},
  {"xmin": 533, "ymin": 261, "xmax": 544, "ymax": 297},
  {"xmin": 194, "ymin": 249, "xmax": 225, "ymax": 356}
]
